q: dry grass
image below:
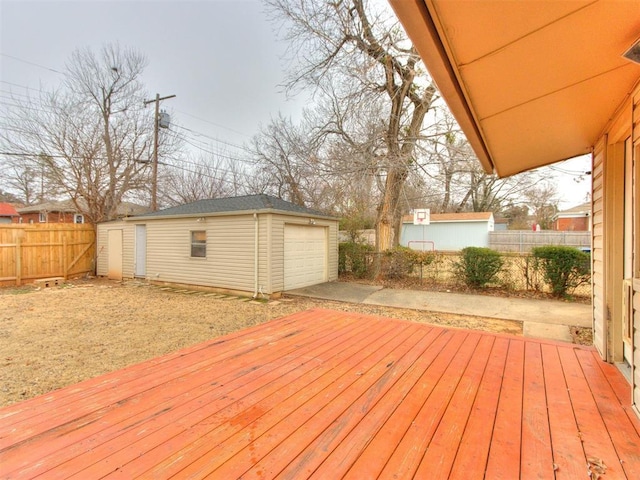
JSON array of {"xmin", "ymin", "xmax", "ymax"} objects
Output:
[{"xmin": 0, "ymin": 278, "xmax": 524, "ymax": 407}]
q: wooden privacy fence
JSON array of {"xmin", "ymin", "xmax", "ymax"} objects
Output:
[
  {"xmin": 489, "ymin": 230, "xmax": 591, "ymax": 252},
  {"xmin": 0, "ymin": 224, "xmax": 96, "ymax": 287}
]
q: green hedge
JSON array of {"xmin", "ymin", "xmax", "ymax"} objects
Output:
[
  {"xmin": 531, "ymin": 246, "xmax": 590, "ymax": 297},
  {"xmin": 339, "ymin": 242, "xmax": 374, "ymax": 278},
  {"xmin": 381, "ymin": 246, "xmax": 435, "ymax": 279},
  {"xmin": 454, "ymin": 247, "xmax": 504, "ymax": 288}
]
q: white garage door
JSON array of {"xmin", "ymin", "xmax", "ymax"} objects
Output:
[{"xmin": 284, "ymin": 225, "xmax": 327, "ymax": 290}]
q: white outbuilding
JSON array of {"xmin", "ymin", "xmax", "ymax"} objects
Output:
[
  {"xmin": 96, "ymin": 194, "xmax": 339, "ymax": 298},
  {"xmin": 400, "ymin": 212, "xmax": 495, "ymax": 251}
]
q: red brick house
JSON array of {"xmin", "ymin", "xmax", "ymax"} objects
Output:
[
  {"xmin": 0, "ymin": 203, "xmax": 20, "ymax": 224},
  {"xmin": 553, "ymin": 202, "xmax": 591, "ymax": 231},
  {"xmin": 17, "ymin": 200, "xmax": 86, "ymax": 224},
  {"xmin": 17, "ymin": 200, "xmax": 150, "ymax": 224}
]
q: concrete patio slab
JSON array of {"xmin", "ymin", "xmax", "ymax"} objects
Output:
[
  {"xmin": 287, "ymin": 281, "xmax": 592, "ymax": 342},
  {"xmin": 288, "ymin": 282, "xmax": 383, "ymax": 303},
  {"xmin": 523, "ymin": 322, "xmax": 574, "ymax": 342}
]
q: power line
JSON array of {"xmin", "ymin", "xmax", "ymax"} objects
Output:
[
  {"xmin": 165, "ymin": 155, "xmax": 250, "ymax": 180},
  {"xmin": 169, "ymin": 127, "xmax": 242, "ymax": 155},
  {"xmin": 173, "ymin": 109, "xmax": 250, "ymax": 138},
  {"xmin": 0, "ymin": 80, "xmax": 43, "ymax": 92},
  {"xmin": 0, "ymin": 53, "xmax": 64, "ymax": 75},
  {"xmin": 166, "ymin": 128, "xmax": 256, "ymax": 166},
  {"xmin": 0, "ymin": 100, "xmax": 53, "ymax": 114},
  {"xmin": 171, "ymin": 124, "xmax": 251, "ymax": 154},
  {"xmin": 0, "ymin": 89, "xmax": 36, "ymax": 100},
  {"xmin": 547, "ymin": 165, "xmax": 588, "ymax": 176}
]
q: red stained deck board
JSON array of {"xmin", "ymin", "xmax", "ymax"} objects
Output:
[
  {"xmin": 253, "ymin": 327, "xmax": 447, "ymax": 479},
  {"xmin": 575, "ymin": 349, "xmax": 640, "ymax": 476},
  {"xmin": 557, "ymin": 346, "xmax": 628, "ymax": 478},
  {"xmin": 414, "ymin": 334, "xmax": 496, "ymax": 479},
  {"xmin": 171, "ymin": 320, "xmax": 426, "ymax": 479},
  {"xmin": 306, "ymin": 329, "xmax": 454, "ymax": 480},
  {"xmin": 484, "ymin": 339, "xmax": 525, "ymax": 479},
  {"xmin": 341, "ymin": 328, "xmax": 468, "ymax": 479},
  {"xmin": 377, "ymin": 332, "xmax": 484, "ymax": 478},
  {"xmin": 114, "ymin": 313, "xmax": 408, "ymax": 479},
  {"xmin": 1, "ymin": 308, "xmax": 639, "ymax": 480},
  {"xmin": 447, "ymin": 337, "xmax": 510, "ymax": 480},
  {"xmin": 0, "ymin": 312, "xmax": 306, "ymax": 447},
  {"xmin": 0, "ymin": 313, "xmax": 298, "ymax": 429},
  {"xmin": 540, "ymin": 344, "xmax": 586, "ymax": 479},
  {"xmin": 27, "ymin": 311, "xmax": 374, "ymax": 479},
  {"xmin": 5, "ymin": 311, "xmax": 369, "ymax": 479},
  {"xmin": 520, "ymin": 342, "xmax": 555, "ymax": 480}
]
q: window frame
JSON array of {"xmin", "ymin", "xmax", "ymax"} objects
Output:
[{"xmin": 190, "ymin": 230, "xmax": 207, "ymax": 258}]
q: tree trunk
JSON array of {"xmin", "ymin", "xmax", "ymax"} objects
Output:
[{"xmin": 375, "ymin": 166, "xmax": 408, "ymax": 251}]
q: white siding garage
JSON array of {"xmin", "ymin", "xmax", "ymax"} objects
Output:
[
  {"xmin": 284, "ymin": 225, "xmax": 327, "ymax": 290},
  {"xmin": 96, "ymin": 195, "xmax": 339, "ymax": 298}
]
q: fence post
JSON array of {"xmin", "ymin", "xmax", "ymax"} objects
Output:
[
  {"xmin": 16, "ymin": 237, "xmax": 22, "ymax": 286},
  {"xmin": 63, "ymin": 235, "xmax": 68, "ymax": 280},
  {"xmin": 519, "ymin": 231, "xmax": 523, "ymax": 253}
]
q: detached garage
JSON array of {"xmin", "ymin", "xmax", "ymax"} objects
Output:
[{"xmin": 96, "ymin": 194, "xmax": 339, "ymax": 297}]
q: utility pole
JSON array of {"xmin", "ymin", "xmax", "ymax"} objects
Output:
[{"xmin": 144, "ymin": 93, "xmax": 175, "ymax": 211}]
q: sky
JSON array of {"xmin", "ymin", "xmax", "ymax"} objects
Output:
[
  {"xmin": 0, "ymin": 0, "xmax": 591, "ymax": 210},
  {"xmin": 0, "ymin": 0, "xmax": 306, "ymax": 147}
]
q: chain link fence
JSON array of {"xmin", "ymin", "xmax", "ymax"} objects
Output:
[{"xmin": 340, "ymin": 249, "xmax": 591, "ymax": 298}]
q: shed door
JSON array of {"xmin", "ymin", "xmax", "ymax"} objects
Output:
[
  {"xmin": 135, "ymin": 225, "xmax": 146, "ymax": 278},
  {"xmin": 107, "ymin": 229, "xmax": 123, "ymax": 281},
  {"xmin": 284, "ymin": 225, "xmax": 327, "ymax": 290}
]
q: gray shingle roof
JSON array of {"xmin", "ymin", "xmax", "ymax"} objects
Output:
[
  {"xmin": 140, "ymin": 194, "xmax": 333, "ymax": 218},
  {"xmin": 557, "ymin": 202, "xmax": 591, "ymax": 215}
]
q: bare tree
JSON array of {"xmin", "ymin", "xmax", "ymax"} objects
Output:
[
  {"xmin": 0, "ymin": 188, "xmax": 23, "ymax": 204},
  {"xmin": 248, "ymin": 113, "xmax": 317, "ymax": 207},
  {"xmin": 247, "ymin": 98, "xmax": 388, "ymax": 220},
  {"xmin": 525, "ymin": 182, "xmax": 559, "ymax": 229},
  {"xmin": 0, "ymin": 44, "xmax": 157, "ymax": 224},
  {"xmin": 2, "ymin": 154, "xmax": 59, "ymax": 205},
  {"xmin": 161, "ymin": 152, "xmax": 244, "ymax": 205},
  {"xmin": 266, "ymin": 0, "xmax": 437, "ymax": 251}
]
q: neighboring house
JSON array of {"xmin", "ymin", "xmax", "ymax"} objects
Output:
[
  {"xmin": 17, "ymin": 200, "xmax": 149, "ymax": 224},
  {"xmin": 400, "ymin": 212, "xmax": 494, "ymax": 251},
  {"xmin": 113, "ymin": 202, "xmax": 151, "ymax": 219},
  {"xmin": 18, "ymin": 200, "xmax": 86, "ymax": 224},
  {"xmin": 0, "ymin": 203, "xmax": 20, "ymax": 224},
  {"xmin": 493, "ymin": 217, "xmax": 509, "ymax": 231},
  {"xmin": 554, "ymin": 203, "xmax": 591, "ymax": 231},
  {"xmin": 390, "ymin": 0, "xmax": 640, "ymax": 416},
  {"xmin": 96, "ymin": 194, "xmax": 339, "ymax": 298}
]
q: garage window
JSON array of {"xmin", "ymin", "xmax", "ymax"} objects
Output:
[{"xmin": 191, "ymin": 231, "xmax": 206, "ymax": 258}]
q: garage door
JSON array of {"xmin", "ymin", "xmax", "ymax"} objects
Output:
[{"xmin": 284, "ymin": 225, "xmax": 327, "ymax": 290}]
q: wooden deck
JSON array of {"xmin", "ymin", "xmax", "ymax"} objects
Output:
[{"xmin": 1, "ymin": 308, "xmax": 639, "ymax": 479}]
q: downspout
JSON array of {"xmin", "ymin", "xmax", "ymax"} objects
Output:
[{"xmin": 253, "ymin": 212, "xmax": 259, "ymax": 298}]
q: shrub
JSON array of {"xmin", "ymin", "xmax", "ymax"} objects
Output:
[
  {"xmin": 454, "ymin": 247, "xmax": 504, "ymax": 288},
  {"xmin": 531, "ymin": 246, "xmax": 590, "ymax": 297},
  {"xmin": 339, "ymin": 242, "xmax": 374, "ymax": 278},
  {"xmin": 381, "ymin": 246, "xmax": 435, "ymax": 279}
]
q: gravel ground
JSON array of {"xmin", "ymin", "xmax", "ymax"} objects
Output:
[{"xmin": 0, "ymin": 278, "xmax": 524, "ymax": 407}]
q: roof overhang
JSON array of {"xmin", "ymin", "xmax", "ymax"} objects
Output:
[
  {"xmin": 122, "ymin": 209, "xmax": 338, "ymax": 223},
  {"xmin": 389, "ymin": 0, "xmax": 640, "ymax": 177}
]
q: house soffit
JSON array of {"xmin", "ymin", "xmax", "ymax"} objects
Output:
[{"xmin": 390, "ymin": 0, "xmax": 640, "ymax": 177}]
